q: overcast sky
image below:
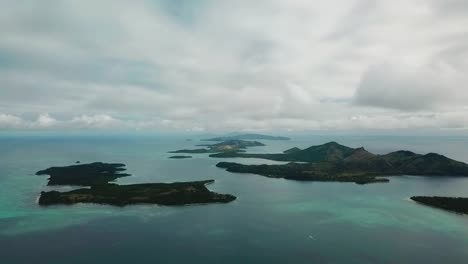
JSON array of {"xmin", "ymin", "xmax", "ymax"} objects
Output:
[{"xmin": 1, "ymin": 0, "xmax": 468, "ymax": 132}]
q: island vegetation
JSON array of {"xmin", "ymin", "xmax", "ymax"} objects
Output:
[
  {"xmin": 39, "ymin": 180, "xmax": 236, "ymax": 206},
  {"xmin": 411, "ymin": 196, "xmax": 468, "ymax": 214},
  {"xmin": 36, "ymin": 162, "xmax": 236, "ymax": 207},
  {"xmin": 283, "ymin": 147, "xmax": 301, "ymax": 154},
  {"xmin": 216, "ymin": 162, "xmax": 389, "ymax": 184},
  {"xmin": 214, "ymin": 142, "xmax": 468, "ymax": 184},
  {"xmin": 36, "ymin": 162, "xmax": 130, "ymax": 186}
]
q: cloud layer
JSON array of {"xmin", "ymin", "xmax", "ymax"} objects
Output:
[{"xmin": 1, "ymin": 0, "xmax": 468, "ymax": 131}]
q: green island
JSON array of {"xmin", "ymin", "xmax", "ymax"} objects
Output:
[
  {"xmin": 213, "ymin": 142, "xmax": 468, "ymax": 184},
  {"xmin": 216, "ymin": 162, "xmax": 389, "ymax": 184},
  {"xmin": 169, "ymin": 155, "xmax": 192, "ymax": 159},
  {"xmin": 202, "ymin": 133, "xmax": 290, "ymax": 141},
  {"xmin": 36, "ymin": 162, "xmax": 130, "ymax": 186},
  {"xmin": 169, "ymin": 139, "xmax": 264, "ymax": 154},
  {"xmin": 39, "ymin": 180, "xmax": 236, "ymax": 207},
  {"xmin": 411, "ymin": 196, "xmax": 468, "ymax": 214},
  {"xmin": 36, "ymin": 162, "xmax": 236, "ymax": 206}
]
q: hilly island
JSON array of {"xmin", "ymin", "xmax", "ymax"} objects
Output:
[
  {"xmin": 34, "ymin": 142, "xmax": 468, "ymax": 214},
  {"xmin": 213, "ymin": 142, "xmax": 468, "ymax": 184}
]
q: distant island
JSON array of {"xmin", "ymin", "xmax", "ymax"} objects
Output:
[
  {"xmin": 169, "ymin": 148, "xmax": 217, "ymax": 154},
  {"xmin": 216, "ymin": 162, "xmax": 389, "ymax": 184},
  {"xmin": 36, "ymin": 162, "xmax": 236, "ymax": 206},
  {"xmin": 39, "ymin": 180, "xmax": 236, "ymax": 206},
  {"xmin": 202, "ymin": 133, "xmax": 290, "ymax": 141},
  {"xmin": 213, "ymin": 142, "xmax": 468, "ymax": 184},
  {"xmin": 196, "ymin": 140, "xmax": 265, "ymax": 148},
  {"xmin": 411, "ymin": 196, "xmax": 468, "ymax": 215},
  {"xmin": 36, "ymin": 162, "xmax": 130, "ymax": 186},
  {"xmin": 169, "ymin": 155, "xmax": 192, "ymax": 159},
  {"xmin": 169, "ymin": 139, "xmax": 264, "ymax": 154}
]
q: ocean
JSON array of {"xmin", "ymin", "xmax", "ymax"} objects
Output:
[{"xmin": 0, "ymin": 134, "xmax": 467, "ymax": 263}]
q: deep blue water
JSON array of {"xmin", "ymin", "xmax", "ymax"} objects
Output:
[{"xmin": 0, "ymin": 134, "xmax": 468, "ymax": 263}]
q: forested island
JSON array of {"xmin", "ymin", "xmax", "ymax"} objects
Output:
[
  {"xmin": 36, "ymin": 163, "xmax": 236, "ymax": 206},
  {"xmin": 36, "ymin": 162, "xmax": 130, "ymax": 186},
  {"xmin": 216, "ymin": 162, "xmax": 389, "ymax": 184},
  {"xmin": 39, "ymin": 180, "xmax": 236, "ymax": 206},
  {"xmin": 35, "ymin": 142, "xmax": 468, "ymax": 213},
  {"xmin": 214, "ymin": 142, "xmax": 468, "ymax": 184}
]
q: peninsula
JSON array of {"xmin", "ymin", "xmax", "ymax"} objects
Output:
[
  {"xmin": 411, "ymin": 196, "xmax": 468, "ymax": 214},
  {"xmin": 39, "ymin": 180, "xmax": 236, "ymax": 206},
  {"xmin": 214, "ymin": 142, "xmax": 468, "ymax": 184}
]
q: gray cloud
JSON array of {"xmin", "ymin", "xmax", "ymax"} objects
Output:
[
  {"xmin": 354, "ymin": 64, "xmax": 447, "ymax": 111},
  {"xmin": 353, "ymin": 59, "xmax": 468, "ymax": 111},
  {"xmin": 1, "ymin": 0, "xmax": 468, "ymax": 131}
]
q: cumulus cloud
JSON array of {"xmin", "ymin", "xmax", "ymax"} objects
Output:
[
  {"xmin": 0, "ymin": 114, "xmax": 23, "ymax": 129},
  {"xmin": 36, "ymin": 114, "xmax": 57, "ymax": 128},
  {"xmin": 69, "ymin": 115, "xmax": 123, "ymax": 129},
  {"xmin": 0, "ymin": 114, "xmax": 123, "ymax": 130},
  {"xmin": 0, "ymin": 0, "xmax": 468, "ymax": 131}
]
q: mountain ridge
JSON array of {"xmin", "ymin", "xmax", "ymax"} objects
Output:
[{"xmin": 214, "ymin": 141, "xmax": 468, "ymax": 184}]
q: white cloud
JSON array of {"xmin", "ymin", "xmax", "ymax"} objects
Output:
[
  {"xmin": 69, "ymin": 114, "xmax": 122, "ymax": 129},
  {"xmin": 36, "ymin": 114, "xmax": 57, "ymax": 128},
  {"xmin": 1, "ymin": 0, "xmax": 468, "ymax": 132},
  {"xmin": 0, "ymin": 110, "xmax": 467, "ymax": 132},
  {"xmin": 0, "ymin": 114, "xmax": 23, "ymax": 129},
  {"xmin": 0, "ymin": 113, "xmax": 130, "ymax": 130}
]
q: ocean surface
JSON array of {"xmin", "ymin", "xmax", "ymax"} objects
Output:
[{"xmin": 1, "ymin": 134, "xmax": 468, "ymax": 264}]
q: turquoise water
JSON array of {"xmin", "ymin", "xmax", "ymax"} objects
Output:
[{"xmin": 1, "ymin": 134, "xmax": 468, "ymax": 263}]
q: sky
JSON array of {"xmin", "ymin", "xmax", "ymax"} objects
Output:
[{"xmin": 1, "ymin": 0, "xmax": 468, "ymax": 133}]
